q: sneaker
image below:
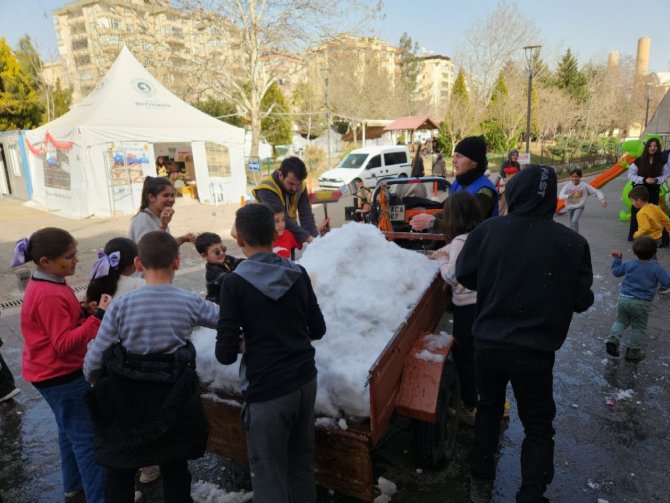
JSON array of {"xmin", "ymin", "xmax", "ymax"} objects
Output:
[
  {"xmin": 460, "ymin": 406, "xmax": 477, "ymax": 426},
  {"xmin": 625, "ymin": 348, "xmax": 645, "ymax": 361},
  {"xmin": 658, "ymin": 286, "xmax": 670, "ymax": 295},
  {"xmin": 469, "ymin": 477, "xmax": 494, "ymax": 503},
  {"xmin": 0, "ymin": 387, "xmax": 21, "ymax": 403},
  {"xmin": 138, "ymin": 465, "xmax": 161, "ymax": 484},
  {"xmin": 605, "ymin": 340, "xmax": 620, "ymax": 357},
  {"xmin": 64, "ymin": 490, "xmax": 85, "ymax": 503},
  {"xmin": 134, "ymin": 490, "xmax": 144, "ymax": 503}
]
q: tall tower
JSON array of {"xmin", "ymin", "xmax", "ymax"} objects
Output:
[
  {"xmin": 635, "ymin": 36, "xmax": 651, "ymax": 78},
  {"xmin": 607, "ymin": 51, "xmax": 619, "ymax": 69}
]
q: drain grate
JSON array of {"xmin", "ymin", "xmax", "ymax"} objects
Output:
[{"xmin": 0, "ymin": 284, "xmax": 88, "ymax": 311}]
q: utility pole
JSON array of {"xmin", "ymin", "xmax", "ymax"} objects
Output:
[
  {"xmin": 523, "ymin": 45, "xmax": 542, "ymax": 155},
  {"xmin": 325, "ymin": 72, "xmax": 332, "ymax": 169}
]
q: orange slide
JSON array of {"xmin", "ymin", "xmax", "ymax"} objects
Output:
[{"xmin": 555, "ymin": 153, "xmax": 635, "ymax": 213}]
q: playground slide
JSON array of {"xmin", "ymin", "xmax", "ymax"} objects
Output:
[{"xmin": 555, "ymin": 153, "xmax": 635, "ymax": 214}]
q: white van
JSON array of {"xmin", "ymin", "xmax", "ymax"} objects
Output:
[{"xmin": 318, "ymin": 146, "xmax": 412, "ymax": 189}]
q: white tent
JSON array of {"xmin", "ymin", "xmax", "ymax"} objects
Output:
[{"xmin": 24, "ymin": 47, "xmax": 246, "ymax": 218}]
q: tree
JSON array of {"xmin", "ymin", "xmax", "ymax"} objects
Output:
[
  {"xmin": 261, "ymin": 82, "xmax": 292, "ymax": 147},
  {"xmin": 192, "ymin": 97, "xmax": 244, "ymax": 127},
  {"xmin": 552, "ymin": 48, "xmax": 588, "ymax": 103},
  {"xmin": 291, "ymin": 80, "xmax": 326, "ymax": 140},
  {"xmin": 176, "ymin": 0, "xmax": 379, "ymax": 159},
  {"xmin": 0, "ymin": 38, "xmax": 41, "ymax": 130},
  {"xmin": 439, "ymin": 68, "xmax": 482, "ymax": 155},
  {"xmin": 396, "ymin": 33, "xmax": 424, "ymax": 115},
  {"xmin": 458, "ymin": 1, "xmax": 540, "ymax": 103},
  {"xmin": 14, "ymin": 35, "xmax": 72, "ymax": 123}
]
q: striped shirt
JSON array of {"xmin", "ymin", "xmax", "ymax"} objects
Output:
[{"xmin": 84, "ymin": 284, "xmax": 218, "ymax": 381}]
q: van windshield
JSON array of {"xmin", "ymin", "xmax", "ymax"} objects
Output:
[{"xmin": 338, "ymin": 153, "xmax": 369, "ymax": 170}]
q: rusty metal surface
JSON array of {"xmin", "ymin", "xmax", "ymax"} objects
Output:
[
  {"xmin": 381, "ymin": 231, "xmax": 446, "ymax": 242},
  {"xmin": 201, "ymin": 393, "xmax": 375, "ymax": 502},
  {"xmin": 395, "ymin": 332, "xmax": 456, "ymax": 422},
  {"xmin": 368, "ymin": 273, "xmax": 447, "ymax": 444}
]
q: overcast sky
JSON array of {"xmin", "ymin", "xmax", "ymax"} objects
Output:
[{"xmin": 2, "ymin": 0, "xmax": 669, "ymax": 73}]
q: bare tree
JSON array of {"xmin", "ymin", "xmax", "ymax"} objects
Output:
[
  {"xmin": 535, "ymin": 86, "xmax": 579, "ymax": 145},
  {"xmin": 176, "ymin": 0, "xmax": 380, "ymax": 158},
  {"xmin": 457, "ymin": 1, "xmax": 540, "ymax": 103}
]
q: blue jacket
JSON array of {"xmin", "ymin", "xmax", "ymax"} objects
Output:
[
  {"xmin": 451, "ymin": 175, "xmax": 499, "ymax": 218},
  {"xmin": 612, "ymin": 257, "xmax": 670, "ymax": 301}
]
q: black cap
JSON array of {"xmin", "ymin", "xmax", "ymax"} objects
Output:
[{"xmin": 454, "ymin": 136, "xmax": 487, "ymax": 168}]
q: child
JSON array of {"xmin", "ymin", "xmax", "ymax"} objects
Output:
[
  {"xmin": 216, "ymin": 203, "xmax": 326, "ymax": 503},
  {"xmin": 129, "ymin": 176, "xmax": 196, "ymax": 246},
  {"xmin": 272, "ymin": 209, "xmax": 302, "ymax": 259},
  {"xmin": 606, "ymin": 236, "xmax": 670, "ymax": 360},
  {"xmin": 195, "ymin": 232, "xmax": 244, "ymax": 302},
  {"xmin": 12, "ymin": 228, "xmax": 110, "ymax": 503},
  {"xmin": 84, "ymin": 231, "xmax": 218, "ymax": 502},
  {"xmin": 431, "ymin": 191, "xmax": 482, "ymax": 425},
  {"xmin": 629, "ymin": 185, "xmax": 670, "ymax": 247},
  {"xmin": 558, "ymin": 168, "xmax": 607, "ymax": 233},
  {"xmin": 86, "ymin": 237, "xmax": 144, "ymax": 308}
]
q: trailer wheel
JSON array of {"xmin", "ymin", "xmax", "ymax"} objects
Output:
[{"xmin": 411, "ymin": 361, "xmax": 460, "ymax": 468}]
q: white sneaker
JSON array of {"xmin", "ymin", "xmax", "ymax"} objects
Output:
[
  {"xmin": 659, "ymin": 286, "xmax": 670, "ymax": 295},
  {"xmin": 0, "ymin": 387, "xmax": 21, "ymax": 403}
]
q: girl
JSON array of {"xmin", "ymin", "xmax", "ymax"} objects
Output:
[
  {"xmin": 431, "ymin": 191, "xmax": 482, "ymax": 425},
  {"xmin": 558, "ymin": 168, "xmax": 607, "ymax": 233},
  {"xmin": 627, "ymin": 138, "xmax": 669, "ymax": 243},
  {"xmin": 129, "ymin": 176, "xmax": 196, "ymax": 245},
  {"xmin": 86, "ymin": 237, "xmax": 143, "ymax": 309},
  {"xmin": 12, "ymin": 228, "xmax": 110, "ymax": 503}
]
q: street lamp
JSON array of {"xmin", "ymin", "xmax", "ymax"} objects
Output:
[
  {"xmin": 644, "ymin": 83, "xmax": 653, "ymax": 128},
  {"xmin": 523, "ymin": 45, "xmax": 542, "ymax": 154}
]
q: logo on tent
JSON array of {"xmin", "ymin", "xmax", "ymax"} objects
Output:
[{"xmin": 132, "ymin": 79, "xmax": 156, "ymax": 97}]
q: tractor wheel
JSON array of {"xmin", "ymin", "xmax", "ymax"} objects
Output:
[{"xmin": 410, "ymin": 361, "xmax": 460, "ymax": 468}]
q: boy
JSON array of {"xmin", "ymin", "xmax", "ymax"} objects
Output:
[
  {"xmin": 195, "ymin": 232, "xmax": 244, "ymax": 302},
  {"xmin": 605, "ymin": 236, "xmax": 670, "ymax": 360},
  {"xmin": 456, "ymin": 165, "xmax": 594, "ymax": 502},
  {"xmin": 84, "ymin": 231, "xmax": 218, "ymax": 502},
  {"xmin": 630, "ymin": 185, "xmax": 670, "ymax": 247},
  {"xmin": 216, "ymin": 203, "xmax": 326, "ymax": 503},
  {"xmin": 272, "ymin": 209, "xmax": 302, "ymax": 259}
]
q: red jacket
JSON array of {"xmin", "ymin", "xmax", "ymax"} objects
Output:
[{"xmin": 21, "ymin": 277, "xmax": 101, "ymax": 384}]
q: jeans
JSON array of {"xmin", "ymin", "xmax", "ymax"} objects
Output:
[
  {"xmin": 242, "ymin": 378, "xmax": 317, "ymax": 503},
  {"xmin": 37, "ymin": 375, "xmax": 106, "ymax": 503},
  {"xmin": 452, "ymin": 303, "xmax": 477, "ymax": 408},
  {"xmin": 608, "ymin": 296, "xmax": 651, "ymax": 349},
  {"xmin": 471, "ymin": 349, "xmax": 555, "ymax": 503},
  {"xmin": 105, "ymin": 461, "xmax": 192, "ymax": 503},
  {"xmin": 567, "ymin": 207, "xmax": 584, "ymax": 233}
]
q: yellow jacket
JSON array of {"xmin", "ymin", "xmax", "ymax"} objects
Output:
[{"xmin": 634, "ymin": 203, "xmax": 670, "ymax": 240}]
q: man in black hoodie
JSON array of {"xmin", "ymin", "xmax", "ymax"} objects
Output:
[
  {"xmin": 456, "ymin": 165, "xmax": 594, "ymax": 503},
  {"xmin": 216, "ymin": 203, "xmax": 326, "ymax": 503}
]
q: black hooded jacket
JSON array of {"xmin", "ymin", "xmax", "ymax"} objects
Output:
[{"xmin": 456, "ymin": 166, "xmax": 594, "ymax": 352}]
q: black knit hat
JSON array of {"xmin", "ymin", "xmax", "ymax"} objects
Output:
[{"xmin": 455, "ymin": 136, "xmax": 487, "ymax": 168}]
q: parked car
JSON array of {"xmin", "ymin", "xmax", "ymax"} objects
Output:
[{"xmin": 318, "ymin": 145, "xmax": 412, "ymax": 189}]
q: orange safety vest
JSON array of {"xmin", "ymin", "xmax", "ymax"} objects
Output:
[{"xmin": 252, "ymin": 174, "xmax": 307, "ymax": 220}]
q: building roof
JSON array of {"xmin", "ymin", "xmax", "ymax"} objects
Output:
[{"xmin": 383, "ymin": 116, "xmax": 441, "ymax": 132}]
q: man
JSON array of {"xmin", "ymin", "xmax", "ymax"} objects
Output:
[
  {"xmin": 252, "ymin": 157, "xmax": 323, "ymax": 244},
  {"xmin": 456, "ymin": 165, "xmax": 594, "ymax": 503}
]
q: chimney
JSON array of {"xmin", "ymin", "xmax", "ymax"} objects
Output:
[
  {"xmin": 607, "ymin": 51, "xmax": 619, "ymax": 69},
  {"xmin": 635, "ymin": 36, "xmax": 650, "ymax": 78}
]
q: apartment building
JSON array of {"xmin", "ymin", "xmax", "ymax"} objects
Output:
[
  {"xmin": 53, "ymin": 0, "xmax": 234, "ymax": 104},
  {"xmin": 416, "ymin": 55, "xmax": 454, "ymax": 117}
]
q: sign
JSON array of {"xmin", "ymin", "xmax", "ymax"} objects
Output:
[
  {"xmin": 518, "ymin": 152, "xmax": 531, "ymax": 165},
  {"xmin": 248, "ymin": 160, "xmax": 260, "ymax": 171}
]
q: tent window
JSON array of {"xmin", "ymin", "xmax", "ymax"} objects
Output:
[
  {"xmin": 206, "ymin": 143, "xmax": 231, "ymax": 178},
  {"xmin": 44, "ymin": 151, "xmax": 71, "ymax": 190}
]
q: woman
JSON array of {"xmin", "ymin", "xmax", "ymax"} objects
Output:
[
  {"xmin": 432, "ymin": 153, "xmax": 446, "ymax": 178},
  {"xmin": 627, "ymin": 138, "xmax": 669, "ymax": 243},
  {"xmin": 499, "ymin": 149, "xmax": 520, "ymax": 181}
]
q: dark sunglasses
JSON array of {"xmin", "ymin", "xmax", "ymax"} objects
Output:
[{"xmin": 212, "ymin": 246, "xmax": 227, "ymax": 256}]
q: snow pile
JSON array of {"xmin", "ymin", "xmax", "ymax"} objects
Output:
[
  {"xmin": 374, "ymin": 476, "xmax": 398, "ymax": 502},
  {"xmin": 193, "ymin": 222, "xmax": 438, "ymax": 418},
  {"xmin": 191, "ymin": 480, "xmax": 252, "ymax": 502}
]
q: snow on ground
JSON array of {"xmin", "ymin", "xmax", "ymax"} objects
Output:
[
  {"xmin": 191, "ymin": 481, "xmax": 252, "ymax": 502},
  {"xmin": 193, "ymin": 222, "xmax": 438, "ymax": 418}
]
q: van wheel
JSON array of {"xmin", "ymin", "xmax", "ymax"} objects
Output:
[
  {"xmin": 410, "ymin": 361, "xmax": 460, "ymax": 468},
  {"xmin": 398, "ymin": 173, "xmax": 407, "ymax": 178}
]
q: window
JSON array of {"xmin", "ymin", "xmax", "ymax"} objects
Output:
[
  {"xmin": 71, "ymin": 39, "xmax": 88, "ymax": 50},
  {"xmin": 75, "ymin": 54, "xmax": 91, "ymax": 66},
  {"xmin": 366, "ymin": 154, "xmax": 381, "ymax": 169},
  {"xmin": 43, "ymin": 151, "xmax": 71, "ymax": 190},
  {"xmin": 9, "ymin": 147, "xmax": 22, "ymax": 177},
  {"xmin": 384, "ymin": 151, "xmax": 408, "ymax": 166},
  {"xmin": 206, "ymin": 143, "xmax": 231, "ymax": 178}
]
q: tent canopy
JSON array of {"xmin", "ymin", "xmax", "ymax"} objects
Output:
[{"xmin": 383, "ymin": 116, "xmax": 441, "ymax": 132}]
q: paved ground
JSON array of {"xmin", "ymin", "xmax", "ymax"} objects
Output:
[{"xmin": 1, "ymin": 174, "xmax": 670, "ymax": 502}]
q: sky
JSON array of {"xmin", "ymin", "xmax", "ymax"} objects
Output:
[{"xmin": 1, "ymin": 0, "xmax": 669, "ymax": 73}]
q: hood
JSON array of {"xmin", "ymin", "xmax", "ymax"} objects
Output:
[
  {"xmin": 505, "ymin": 165, "xmax": 557, "ymax": 218},
  {"xmin": 319, "ymin": 167, "xmax": 360, "ymax": 182},
  {"xmin": 233, "ymin": 252, "xmax": 303, "ymax": 300}
]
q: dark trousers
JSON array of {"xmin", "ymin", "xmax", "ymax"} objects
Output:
[
  {"xmin": 105, "ymin": 461, "xmax": 192, "ymax": 503},
  {"xmin": 629, "ymin": 184, "xmax": 669, "ymax": 245},
  {"xmin": 0, "ymin": 351, "xmax": 17, "ymax": 397},
  {"xmin": 471, "ymin": 349, "xmax": 556, "ymax": 503},
  {"xmin": 452, "ymin": 303, "xmax": 477, "ymax": 408}
]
